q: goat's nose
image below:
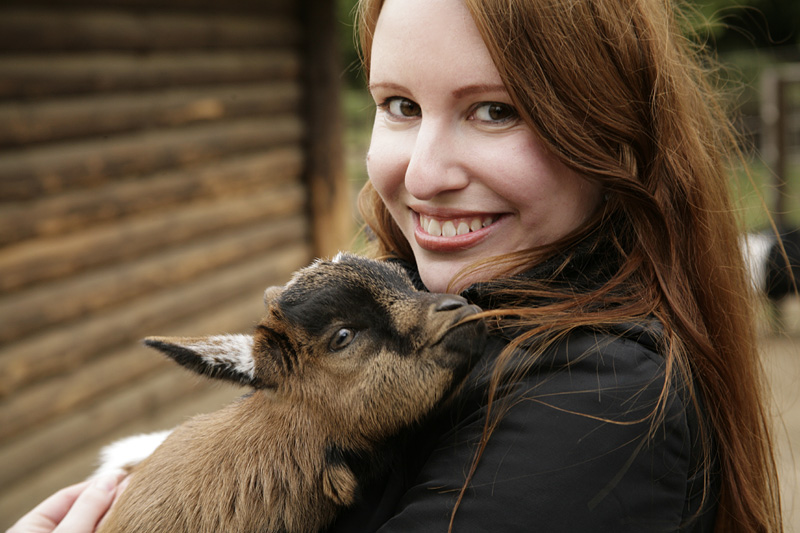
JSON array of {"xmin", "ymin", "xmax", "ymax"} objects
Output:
[{"xmin": 434, "ymin": 295, "xmax": 468, "ymax": 312}]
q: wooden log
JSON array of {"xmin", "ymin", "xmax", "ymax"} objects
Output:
[
  {"xmin": 0, "ymin": 50, "xmax": 300, "ymax": 99},
  {"xmin": 0, "ymin": 385, "xmax": 243, "ymax": 531},
  {"xmin": 0, "ymin": 180, "xmax": 305, "ymax": 293},
  {"xmin": 0, "ymin": 0, "xmax": 296, "ymax": 15},
  {"xmin": 0, "ymin": 367, "xmax": 229, "ymax": 491},
  {"xmin": 0, "ymin": 146, "xmax": 303, "ymax": 251},
  {"xmin": 0, "ymin": 9, "xmax": 301, "ymax": 53},
  {"xmin": 0, "ymin": 213, "xmax": 308, "ymax": 344},
  {"xmin": 0, "ymin": 116, "xmax": 304, "ymax": 201},
  {"xmin": 0, "ymin": 82, "xmax": 301, "ymax": 148},
  {"xmin": 0, "ymin": 243, "xmax": 312, "ymax": 398},
  {"xmin": 0, "ymin": 351, "xmax": 171, "ymax": 445},
  {"xmin": 0, "ymin": 287, "xmax": 266, "ymax": 444}
]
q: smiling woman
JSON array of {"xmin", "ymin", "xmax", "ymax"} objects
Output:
[
  {"xmin": 365, "ymin": 0, "xmax": 601, "ymax": 293},
  {"xmin": 342, "ymin": 0, "xmax": 783, "ymax": 531}
]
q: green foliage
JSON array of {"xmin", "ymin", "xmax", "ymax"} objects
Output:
[
  {"xmin": 684, "ymin": 0, "xmax": 800, "ymax": 52},
  {"xmin": 337, "ymin": 0, "xmax": 366, "ymax": 88}
]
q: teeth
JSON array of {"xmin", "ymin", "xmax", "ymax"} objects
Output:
[
  {"xmin": 421, "ymin": 214, "xmax": 495, "ymax": 237},
  {"xmin": 428, "ymin": 218, "xmax": 442, "ymax": 237}
]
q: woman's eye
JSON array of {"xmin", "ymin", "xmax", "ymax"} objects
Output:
[
  {"xmin": 329, "ymin": 328, "xmax": 356, "ymax": 351},
  {"xmin": 473, "ymin": 102, "xmax": 517, "ymax": 123},
  {"xmin": 381, "ymin": 97, "xmax": 421, "ymax": 119}
]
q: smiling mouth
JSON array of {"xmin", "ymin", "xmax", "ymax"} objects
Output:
[{"xmin": 419, "ymin": 214, "xmax": 498, "ymax": 237}]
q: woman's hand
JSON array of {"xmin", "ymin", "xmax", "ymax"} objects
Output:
[{"xmin": 6, "ymin": 471, "xmax": 127, "ymax": 533}]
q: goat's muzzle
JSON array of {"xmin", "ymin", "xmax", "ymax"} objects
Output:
[{"xmin": 426, "ymin": 294, "xmax": 486, "ymax": 373}]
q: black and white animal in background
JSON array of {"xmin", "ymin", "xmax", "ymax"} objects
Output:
[
  {"xmin": 95, "ymin": 253, "xmax": 486, "ymax": 533},
  {"xmin": 742, "ymin": 226, "xmax": 800, "ymax": 312}
]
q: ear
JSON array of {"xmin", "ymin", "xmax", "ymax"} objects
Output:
[
  {"xmin": 263, "ymin": 285, "xmax": 283, "ymax": 306},
  {"xmin": 251, "ymin": 323, "xmax": 297, "ymax": 387},
  {"xmin": 143, "ymin": 334, "xmax": 264, "ymax": 388}
]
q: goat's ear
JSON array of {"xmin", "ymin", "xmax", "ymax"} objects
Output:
[
  {"xmin": 251, "ymin": 324, "xmax": 295, "ymax": 388},
  {"xmin": 263, "ymin": 285, "xmax": 283, "ymax": 306},
  {"xmin": 142, "ymin": 335, "xmax": 262, "ymax": 388}
]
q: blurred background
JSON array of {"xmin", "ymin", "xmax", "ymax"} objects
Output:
[{"xmin": 0, "ymin": 0, "xmax": 798, "ymax": 529}]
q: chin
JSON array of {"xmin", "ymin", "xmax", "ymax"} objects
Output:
[
  {"xmin": 418, "ymin": 263, "xmax": 475, "ymax": 294},
  {"xmin": 417, "ymin": 268, "xmax": 452, "ymax": 294}
]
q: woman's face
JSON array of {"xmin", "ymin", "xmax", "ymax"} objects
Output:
[{"xmin": 367, "ymin": 0, "xmax": 602, "ymax": 293}]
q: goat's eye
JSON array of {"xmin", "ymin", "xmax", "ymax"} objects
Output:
[{"xmin": 329, "ymin": 328, "xmax": 356, "ymax": 351}]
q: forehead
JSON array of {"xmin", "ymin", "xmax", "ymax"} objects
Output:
[{"xmin": 370, "ymin": 0, "xmax": 502, "ymax": 95}]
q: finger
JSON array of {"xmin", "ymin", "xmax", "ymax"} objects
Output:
[
  {"xmin": 52, "ymin": 471, "xmax": 125, "ymax": 533},
  {"xmin": 113, "ymin": 474, "xmax": 132, "ymax": 503},
  {"xmin": 96, "ymin": 473, "xmax": 132, "ymax": 530},
  {"xmin": 7, "ymin": 481, "xmax": 91, "ymax": 532}
]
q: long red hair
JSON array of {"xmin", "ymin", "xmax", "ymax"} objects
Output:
[{"xmin": 355, "ymin": 0, "xmax": 782, "ymax": 530}]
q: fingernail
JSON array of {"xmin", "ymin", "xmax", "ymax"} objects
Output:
[
  {"xmin": 93, "ymin": 470, "xmax": 125, "ymax": 492},
  {"xmin": 117, "ymin": 474, "xmax": 132, "ymax": 493}
]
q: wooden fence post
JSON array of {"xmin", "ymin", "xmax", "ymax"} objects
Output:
[
  {"xmin": 761, "ymin": 64, "xmax": 800, "ymax": 228},
  {"xmin": 302, "ymin": 0, "xmax": 352, "ymax": 258}
]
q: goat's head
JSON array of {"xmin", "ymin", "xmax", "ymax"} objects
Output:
[{"xmin": 143, "ymin": 253, "xmax": 486, "ymax": 441}]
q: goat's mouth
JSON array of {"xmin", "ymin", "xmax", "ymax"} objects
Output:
[
  {"xmin": 429, "ymin": 309, "xmax": 487, "ymax": 371},
  {"xmin": 449, "ymin": 307, "xmax": 484, "ymax": 332},
  {"xmin": 430, "ymin": 304, "xmax": 482, "ymax": 341}
]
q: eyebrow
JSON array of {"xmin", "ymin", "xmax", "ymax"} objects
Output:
[
  {"xmin": 367, "ymin": 81, "xmax": 405, "ymax": 94},
  {"xmin": 368, "ymin": 82, "xmax": 508, "ymax": 100},
  {"xmin": 451, "ymin": 84, "xmax": 508, "ymax": 99}
]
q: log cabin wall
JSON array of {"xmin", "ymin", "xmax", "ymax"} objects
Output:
[{"xmin": 0, "ymin": 0, "xmax": 349, "ymax": 525}]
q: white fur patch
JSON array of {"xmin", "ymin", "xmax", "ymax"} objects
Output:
[
  {"xmin": 191, "ymin": 334, "xmax": 255, "ymax": 379},
  {"xmin": 92, "ymin": 430, "xmax": 172, "ymax": 478}
]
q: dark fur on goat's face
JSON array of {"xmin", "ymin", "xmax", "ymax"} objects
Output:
[
  {"xmin": 145, "ymin": 254, "xmax": 485, "ymax": 442},
  {"xmin": 268, "ymin": 254, "xmax": 441, "ymax": 357},
  {"xmin": 253, "ymin": 253, "xmax": 485, "ymax": 439}
]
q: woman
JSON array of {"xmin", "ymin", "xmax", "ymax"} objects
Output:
[
  {"xmin": 329, "ymin": 0, "xmax": 781, "ymax": 530},
  {"xmin": 10, "ymin": 0, "xmax": 782, "ymax": 531}
]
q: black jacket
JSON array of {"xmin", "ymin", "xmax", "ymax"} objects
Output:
[{"xmin": 327, "ymin": 245, "xmax": 719, "ymax": 532}]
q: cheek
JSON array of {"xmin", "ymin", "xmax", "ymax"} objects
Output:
[
  {"xmin": 366, "ymin": 128, "xmax": 408, "ymax": 201},
  {"xmin": 495, "ymin": 138, "xmax": 601, "ymax": 231},
  {"xmin": 534, "ymin": 171, "xmax": 602, "ymax": 235},
  {"xmin": 536, "ymin": 151, "xmax": 602, "ymax": 217}
]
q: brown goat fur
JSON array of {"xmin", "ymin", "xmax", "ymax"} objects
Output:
[{"xmin": 97, "ymin": 253, "xmax": 486, "ymax": 533}]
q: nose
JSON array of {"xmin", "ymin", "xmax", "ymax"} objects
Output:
[
  {"xmin": 433, "ymin": 295, "xmax": 468, "ymax": 312},
  {"xmin": 404, "ymin": 120, "xmax": 469, "ymax": 200}
]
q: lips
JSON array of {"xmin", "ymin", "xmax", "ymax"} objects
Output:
[
  {"xmin": 419, "ymin": 214, "xmax": 496, "ymax": 237},
  {"xmin": 412, "ymin": 211, "xmax": 501, "ymax": 252}
]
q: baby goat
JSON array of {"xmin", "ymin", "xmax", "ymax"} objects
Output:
[{"xmin": 97, "ymin": 253, "xmax": 486, "ymax": 533}]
